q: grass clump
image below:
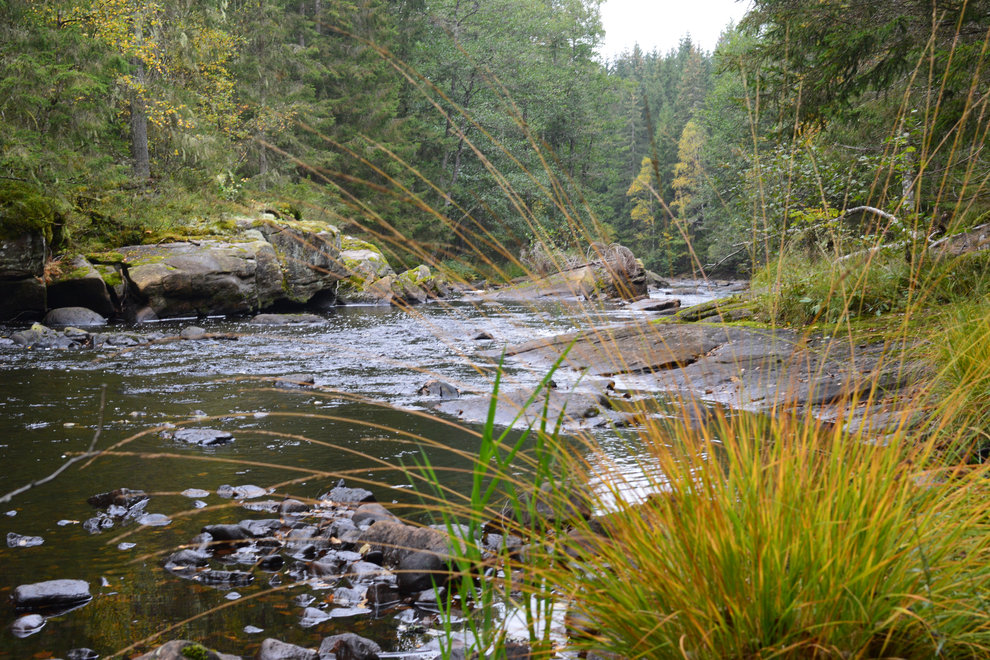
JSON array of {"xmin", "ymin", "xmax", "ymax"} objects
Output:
[{"xmin": 445, "ymin": 406, "xmax": 990, "ymax": 659}]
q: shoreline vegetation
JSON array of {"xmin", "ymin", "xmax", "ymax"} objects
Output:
[{"xmin": 2, "ymin": 0, "xmax": 990, "ymax": 657}]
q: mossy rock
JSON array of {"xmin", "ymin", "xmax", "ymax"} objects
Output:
[
  {"xmin": 341, "ymin": 235, "xmax": 380, "ymax": 252},
  {"xmin": 0, "ymin": 181, "xmax": 59, "ymax": 242},
  {"xmin": 86, "ymin": 251, "xmax": 126, "ymax": 265}
]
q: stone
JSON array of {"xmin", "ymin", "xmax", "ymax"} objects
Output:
[
  {"xmin": 169, "ymin": 428, "xmax": 234, "ymax": 446},
  {"xmin": 0, "ymin": 231, "xmax": 46, "ymax": 279},
  {"xmin": 320, "ymin": 483, "xmax": 375, "ymax": 505},
  {"xmin": 335, "ymin": 238, "xmax": 396, "ymax": 304},
  {"xmin": 119, "ymin": 239, "xmax": 285, "ymax": 319},
  {"xmin": 351, "ymin": 503, "xmax": 399, "ymax": 527},
  {"xmin": 7, "ymin": 532, "xmax": 44, "ymax": 548},
  {"xmin": 0, "ymin": 277, "xmax": 46, "ymax": 322},
  {"xmin": 197, "ymin": 570, "xmax": 254, "ymax": 587},
  {"xmin": 256, "ymin": 638, "xmax": 318, "ymax": 660},
  {"xmin": 201, "ymin": 524, "xmax": 253, "ymax": 543},
  {"xmin": 217, "ymin": 484, "xmax": 268, "ymax": 499},
  {"xmin": 318, "ymin": 633, "xmax": 382, "ymax": 660},
  {"xmin": 397, "ymin": 550, "xmax": 449, "ymax": 594},
  {"xmin": 628, "ymin": 297, "xmax": 680, "ymax": 313},
  {"xmin": 357, "ymin": 520, "xmax": 451, "ymax": 565},
  {"xmin": 133, "ymin": 640, "xmax": 240, "ymax": 660},
  {"xmin": 47, "ymin": 255, "xmax": 114, "ymax": 317},
  {"xmin": 181, "ymin": 326, "xmax": 211, "ymax": 340},
  {"xmin": 66, "ymin": 649, "xmax": 99, "ymax": 660},
  {"xmin": 13, "ymin": 579, "xmax": 91, "ymax": 612},
  {"xmin": 87, "ymin": 488, "xmax": 148, "ymax": 509},
  {"xmin": 256, "ymin": 218, "xmax": 347, "ymax": 304},
  {"xmin": 43, "ymin": 307, "xmax": 107, "ymax": 327},
  {"xmin": 165, "ymin": 549, "xmax": 210, "ymax": 567},
  {"xmin": 417, "ymin": 379, "xmax": 459, "ymax": 400},
  {"xmin": 274, "ymin": 374, "xmax": 316, "ymax": 389}
]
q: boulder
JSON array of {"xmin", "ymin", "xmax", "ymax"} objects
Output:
[
  {"xmin": 257, "ymin": 638, "xmax": 318, "ymax": 660},
  {"xmin": 357, "ymin": 520, "xmax": 451, "ymax": 565},
  {"xmin": 119, "ymin": 239, "xmax": 284, "ymax": 319},
  {"xmin": 13, "ymin": 579, "xmax": 91, "ymax": 612},
  {"xmin": 87, "ymin": 488, "xmax": 148, "ymax": 509},
  {"xmin": 417, "ymin": 379, "xmax": 459, "ymax": 400},
  {"xmin": 0, "ymin": 277, "xmax": 46, "ymax": 322},
  {"xmin": 250, "ymin": 313, "xmax": 324, "ymax": 325},
  {"xmin": 320, "ymin": 482, "xmax": 376, "ymax": 505},
  {"xmin": 256, "ymin": 218, "xmax": 347, "ymax": 305},
  {"xmin": 318, "ymin": 633, "xmax": 382, "ymax": 660},
  {"xmin": 47, "ymin": 255, "xmax": 114, "ymax": 317},
  {"xmin": 168, "ymin": 428, "xmax": 234, "ymax": 446},
  {"xmin": 133, "ymin": 640, "xmax": 240, "ymax": 660},
  {"xmin": 44, "ymin": 306, "xmax": 107, "ymax": 327},
  {"xmin": 336, "ymin": 237, "xmax": 396, "ymax": 304},
  {"xmin": 0, "ymin": 231, "xmax": 47, "ymax": 280}
]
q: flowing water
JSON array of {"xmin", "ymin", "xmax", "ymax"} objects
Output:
[{"xmin": 0, "ymin": 283, "xmax": 725, "ymax": 658}]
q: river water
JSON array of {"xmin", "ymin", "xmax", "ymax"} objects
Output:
[{"xmin": 0, "ymin": 284, "xmax": 723, "ymax": 658}]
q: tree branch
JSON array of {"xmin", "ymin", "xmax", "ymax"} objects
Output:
[{"xmin": 0, "ymin": 385, "xmax": 107, "ymax": 506}]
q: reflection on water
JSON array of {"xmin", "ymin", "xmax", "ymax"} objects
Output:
[{"xmin": 0, "ymin": 287, "xmax": 723, "ymax": 657}]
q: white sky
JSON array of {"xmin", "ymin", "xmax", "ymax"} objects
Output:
[{"xmin": 597, "ymin": 0, "xmax": 753, "ymax": 60}]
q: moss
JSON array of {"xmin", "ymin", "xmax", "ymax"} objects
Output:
[
  {"xmin": 95, "ymin": 265, "xmax": 123, "ymax": 289},
  {"xmin": 341, "ymin": 235, "xmax": 381, "ymax": 252},
  {"xmin": 0, "ymin": 181, "xmax": 59, "ymax": 242},
  {"xmin": 86, "ymin": 251, "xmax": 126, "ymax": 265},
  {"xmin": 180, "ymin": 643, "xmax": 212, "ymax": 660}
]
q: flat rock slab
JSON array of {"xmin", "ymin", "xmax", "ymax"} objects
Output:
[
  {"xmin": 435, "ymin": 388, "xmax": 612, "ymax": 431},
  {"xmin": 496, "ymin": 321, "xmax": 739, "ymax": 376},
  {"xmin": 13, "ymin": 579, "xmax": 91, "ymax": 612},
  {"xmin": 133, "ymin": 640, "xmax": 240, "ymax": 660}
]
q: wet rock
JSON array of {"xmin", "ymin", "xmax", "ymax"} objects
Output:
[
  {"xmin": 417, "ymin": 379, "xmax": 459, "ymax": 400},
  {"xmin": 346, "ymin": 560, "xmax": 396, "ymax": 585},
  {"xmin": 239, "ymin": 519, "xmax": 282, "ymax": 538},
  {"xmin": 357, "ymin": 520, "xmax": 451, "ymax": 566},
  {"xmin": 628, "ymin": 297, "xmax": 680, "ymax": 313},
  {"xmin": 10, "ymin": 613, "xmax": 45, "ymax": 638},
  {"xmin": 351, "ymin": 503, "xmax": 400, "ymax": 527},
  {"xmin": 83, "ymin": 514, "xmax": 115, "ymax": 534},
  {"xmin": 320, "ymin": 482, "xmax": 375, "ymax": 505},
  {"xmin": 0, "ymin": 277, "xmax": 46, "ymax": 323},
  {"xmin": 44, "ymin": 306, "xmax": 106, "ymax": 328},
  {"xmin": 259, "ymin": 554, "xmax": 285, "ymax": 571},
  {"xmin": 7, "ymin": 532, "xmax": 44, "ymax": 548},
  {"xmin": 250, "ymin": 313, "xmax": 323, "ymax": 325},
  {"xmin": 87, "ymin": 488, "xmax": 148, "ymax": 509},
  {"xmin": 397, "ymin": 550, "xmax": 450, "ymax": 594},
  {"xmin": 66, "ymin": 648, "xmax": 99, "ymax": 660},
  {"xmin": 13, "ymin": 579, "xmax": 91, "ymax": 612},
  {"xmin": 473, "ymin": 331, "xmax": 494, "ymax": 340},
  {"xmin": 180, "ymin": 325, "xmax": 207, "ymax": 340},
  {"xmin": 182, "ymin": 488, "xmax": 211, "ymax": 498},
  {"xmin": 318, "ymin": 633, "xmax": 382, "ymax": 660},
  {"xmin": 197, "ymin": 570, "xmax": 254, "ymax": 587},
  {"xmin": 134, "ymin": 513, "xmax": 171, "ymax": 527},
  {"xmin": 514, "ymin": 479, "xmax": 593, "ymax": 529},
  {"xmin": 257, "ymin": 638, "xmax": 318, "ymax": 660},
  {"xmin": 273, "ymin": 373, "xmax": 316, "ymax": 389},
  {"xmin": 166, "ymin": 549, "xmax": 211, "ymax": 567},
  {"xmin": 133, "ymin": 640, "xmax": 240, "ymax": 660},
  {"xmin": 202, "ymin": 524, "xmax": 253, "ymax": 544},
  {"xmin": 279, "ymin": 498, "xmax": 310, "ymax": 515},
  {"xmin": 217, "ymin": 484, "xmax": 268, "ymax": 499}
]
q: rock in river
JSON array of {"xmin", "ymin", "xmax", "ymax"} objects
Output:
[
  {"xmin": 7, "ymin": 532, "xmax": 44, "ymax": 548},
  {"xmin": 13, "ymin": 579, "xmax": 91, "ymax": 612},
  {"xmin": 168, "ymin": 428, "xmax": 234, "ymax": 446},
  {"xmin": 44, "ymin": 306, "xmax": 107, "ymax": 327},
  {"xmin": 257, "ymin": 638, "xmax": 318, "ymax": 660},
  {"xmin": 318, "ymin": 633, "xmax": 382, "ymax": 660}
]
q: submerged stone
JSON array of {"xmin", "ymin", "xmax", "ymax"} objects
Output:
[{"xmin": 13, "ymin": 579, "xmax": 91, "ymax": 612}]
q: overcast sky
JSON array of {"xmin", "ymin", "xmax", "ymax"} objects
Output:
[{"xmin": 597, "ymin": 0, "xmax": 753, "ymax": 60}]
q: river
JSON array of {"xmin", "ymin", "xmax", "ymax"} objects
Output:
[{"xmin": 0, "ymin": 283, "xmax": 723, "ymax": 658}]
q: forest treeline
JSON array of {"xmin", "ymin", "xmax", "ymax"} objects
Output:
[{"xmin": 1, "ymin": 0, "xmax": 987, "ymax": 276}]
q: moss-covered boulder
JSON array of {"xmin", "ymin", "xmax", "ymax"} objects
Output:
[
  {"xmin": 47, "ymin": 255, "xmax": 114, "ymax": 317},
  {"xmin": 0, "ymin": 276, "xmax": 46, "ymax": 323},
  {"xmin": 253, "ymin": 216, "xmax": 347, "ymax": 304},
  {"xmin": 118, "ymin": 239, "xmax": 284, "ymax": 319},
  {"xmin": 336, "ymin": 237, "xmax": 396, "ymax": 304}
]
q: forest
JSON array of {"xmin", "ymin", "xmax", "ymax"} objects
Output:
[{"xmin": 2, "ymin": 0, "xmax": 984, "ymax": 278}]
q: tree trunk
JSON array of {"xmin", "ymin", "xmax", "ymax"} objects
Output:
[{"xmin": 129, "ymin": 60, "xmax": 150, "ymax": 180}]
